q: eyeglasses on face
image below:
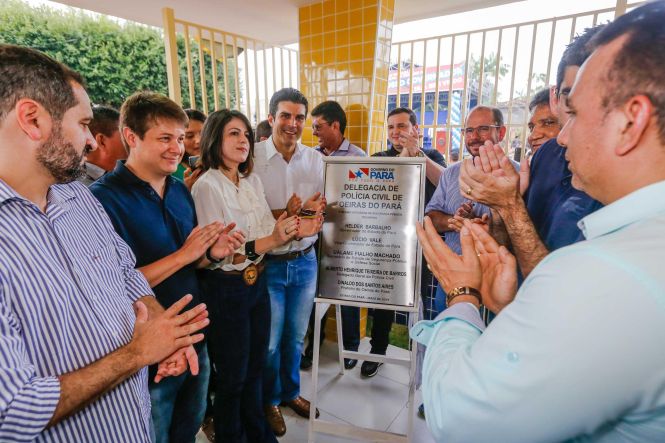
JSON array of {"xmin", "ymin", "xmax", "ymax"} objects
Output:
[
  {"xmin": 463, "ymin": 125, "xmax": 500, "ymax": 136},
  {"xmin": 312, "ymin": 121, "xmax": 331, "ymax": 132}
]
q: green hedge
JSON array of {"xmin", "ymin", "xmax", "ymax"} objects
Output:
[{"xmin": 0, "ymin": 0, "xmax": 235, "ymax": 109}]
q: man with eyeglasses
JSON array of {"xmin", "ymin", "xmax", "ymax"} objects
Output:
[
  {"xmin": 416, "ymin": 105, "xmax": 516, "ymax": 419},
  {"xmin": 311, "ymin": 100, "xmax": 365, "ymax": 157},
  {"xmin": 425, "ymin": 105, "xmax": 512, "ymax": 240},
  {"xmin": 458, "ymin": 26, "xmax": 604, "ymax": 278}
]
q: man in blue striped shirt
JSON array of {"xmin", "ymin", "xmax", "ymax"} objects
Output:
[{"xmin": 0, "ymin": 45, "xmax": 210, "ymax": 442}]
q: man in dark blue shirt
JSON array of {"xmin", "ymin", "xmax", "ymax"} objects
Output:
[
  {"xmin": 458, "ymin": 26, "xmax": 604, "ymax": 278},
  {"xmin": 91, "ymin": 92, "xmax": 242, "ymax": 443}
]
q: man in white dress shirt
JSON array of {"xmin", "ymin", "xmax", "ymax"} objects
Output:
[{"xmin": 253, "ymin": 88, "xmax": 324, "ymax": 437}]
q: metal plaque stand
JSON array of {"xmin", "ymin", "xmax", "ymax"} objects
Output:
[
  {"xmin": 308, "ymin": 157, "xmax": 425, "ymax": 442},
  {"xmin": 307, "ymin": 298, "xmax": 419, "ymax": 443}
]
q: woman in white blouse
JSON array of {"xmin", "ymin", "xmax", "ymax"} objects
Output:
[{"xmin": 191, "ymin": 109, "xmax": 320, "ymax": 443}]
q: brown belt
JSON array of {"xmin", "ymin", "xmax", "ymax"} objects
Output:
[
  {"xmin": 266, "ymin": 245, "xmax": 314, "ymax": 262},
  {"xmin": 217, "ymin": 261, "xmax": 265, "ymax": 285}
]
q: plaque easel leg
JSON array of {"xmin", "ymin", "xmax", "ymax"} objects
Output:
[
  {"xmin": 406, "ymin": 309, "xmax": 418, "ymax": 442},
  {"xmin": 335, "ymin": 304, "xmax": 345, "ymax": 374},
  {"xmin": 308, "ymin": 301, "xmax": 326, "ymax": 443}
]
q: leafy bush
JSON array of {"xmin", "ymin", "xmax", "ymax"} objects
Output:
[{"xmin": 0, "ymin": 0, "xmax": 235, "ymax": 109}]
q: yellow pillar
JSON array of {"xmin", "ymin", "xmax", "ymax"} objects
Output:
[
  {"xmin": 299, "ymin": 0, "xmax": 395, "ymax": 340},
  {"xmin": 298, "ymin": 0, "xmax": 395, "ymax": 155}
]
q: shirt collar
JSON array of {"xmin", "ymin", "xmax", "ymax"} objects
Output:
[
  {"xmin": 84, "ymin": 162, "xmax": 106, "ymax": 181},
  {"xmin": 264, "ymin": 135, "xmax": 307, "ymax": 161},
  {"xmin": 112, "ymin": 160, "xmax": 145, "ymax": 186},
  {"xmin": 337, "ymin": 139, "xmax": 350, "ymax": 152},
  {"xmin": 315, "ymin": 138, "xmax": 350, "ymax": 156},
  {"xmin": 383, "ymin": 145, "xmax": 399, "ymax": 156},
  {"xmin": 264, "ymin": 136, "xmax": 280, "ymax": 160},
  {"xmin": 110, "ymin": 160, "xmax": 174, "ymax": 196},
  {"xmin": 0, "ymin": 178, "xmax": 19, "ymax": 205},
  {"xmin": 0, "ymin": 178, "xmax": 76, "ymax": 211},
  {"xmin": 578, "ymin": 180, "xmax": 665, "ymax": 240}
]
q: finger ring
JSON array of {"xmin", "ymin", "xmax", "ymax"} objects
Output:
[{"xmin": 466, "ymin": 187, "xmax": 473, "ymax": 195}]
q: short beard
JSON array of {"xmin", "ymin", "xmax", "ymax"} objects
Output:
[{"xmin": 36, "ymin": 123, "xmax": 85, "ymax": 184}]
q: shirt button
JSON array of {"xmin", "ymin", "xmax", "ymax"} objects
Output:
[{"xmin": 507, "ymin": 351, "xmax": 520, "ymax": 363}]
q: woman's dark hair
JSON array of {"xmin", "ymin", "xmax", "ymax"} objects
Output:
[{"xmin": 200, "ymin": 109, "xmax": 255, "ymax": 175}]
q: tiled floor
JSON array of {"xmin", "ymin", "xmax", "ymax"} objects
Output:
[{"xmin": 197, "ymin": 338, "xmax": 435, "ymax": 442}]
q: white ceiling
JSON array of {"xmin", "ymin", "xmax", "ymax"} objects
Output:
[{"xmin": 56, "ymin": 0, "xmax": 519, "ymax": 45}]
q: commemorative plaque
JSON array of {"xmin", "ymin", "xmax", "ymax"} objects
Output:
[{"xmin": 318, "ymin": 157, "xmax": 425, "ymax": 308}]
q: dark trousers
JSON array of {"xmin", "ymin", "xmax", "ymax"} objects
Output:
[
  {"xmin": 200, "ymin": 270, "xmax": 277, "ymax": 443},
  {"xmin": 304, "ymin": 305, "xmax": 361, "ymax": 357},
  {"xmin": 369, "ymin": 308, "xmax": 394, "ymax": 355},
  {"xmin": 370, "ymin": 263, "xmax": 437, "ymax": 355}
]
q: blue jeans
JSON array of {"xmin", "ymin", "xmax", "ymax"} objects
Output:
[
  {"xmin": 149, "ymin": 346, "xmax": 210, "ymax": 443},
  {"xmin": 200, "ymin": 270, "xmax": 276, "ymax": 443},
  {"xmin": 263, "ymin": 249, "xmax": 318, "ymax": 406}
]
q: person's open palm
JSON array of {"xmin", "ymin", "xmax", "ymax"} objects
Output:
[{"xmin": 465, "ymin": 220, "xmax": 517, "ymax": 313}]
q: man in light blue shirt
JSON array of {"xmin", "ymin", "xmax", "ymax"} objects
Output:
[
  {"xmin": 412, "ymin": 3, "xmax": 665, "ymax": 441},
  {"xmin": 311, "ymin": 100, "xmax": 366, "ymax": 158}
]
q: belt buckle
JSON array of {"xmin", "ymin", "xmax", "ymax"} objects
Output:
[{"xmin": 243, "ymin": 263, "xmax": 258, "ymax": 286}]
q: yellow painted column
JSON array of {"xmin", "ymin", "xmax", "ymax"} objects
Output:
[
  {"xmin": 299, "ymin": 0, "xmax": 395, "ymax": 340},
  {"xmin": 299, "ymin": 0, "xmax": 395, "ymax": 154}
]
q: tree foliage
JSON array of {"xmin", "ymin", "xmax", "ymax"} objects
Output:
[{"xmin": 0, "ymin": 0, "xmax": 237, "ymax": 110}]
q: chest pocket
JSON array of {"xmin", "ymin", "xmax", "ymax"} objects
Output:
[{"xmin": 71, "ymin": 244, "xmax": 128, "ymax": 303}]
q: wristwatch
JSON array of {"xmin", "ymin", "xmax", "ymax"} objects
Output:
[
  {"xmin": 446, "ymin": 286, "xmax": 481, "ymax": 307},
  {"xmin": 244, "ymin": 240, "xmax": 259, "ymax": 261}
]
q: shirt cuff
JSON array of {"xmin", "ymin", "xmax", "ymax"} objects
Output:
[
  {"xmin": 410, "ymin": 302, "xmax": 486, "ymax": 346},
  {"xmin": 125, "ymin": 268, "xmax": 154, "ymax": 303},
  {"xmin": 0, "ymin": 375, "xmax": 61, "ymax": 441}
]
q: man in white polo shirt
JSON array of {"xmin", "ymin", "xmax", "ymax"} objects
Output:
[{"xmin": 254, "ymin": 88, "xmax": 323, "ymax": 437}]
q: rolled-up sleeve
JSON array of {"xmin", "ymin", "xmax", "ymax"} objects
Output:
[
  {"xmin": 0, "ymin": 294, "xmax": 61, "ymax": 441},
  {"xmin": 425, "ymin": 170, "xmax": 448, "ymax": 214},
  {"xmin": 410, "ymin": 247, "xmax": 665, "ymax": 443}
]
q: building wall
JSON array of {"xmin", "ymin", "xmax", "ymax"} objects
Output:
[{"xmin": 298, "ymin": 0, "xmax": 395, "ymax": 154}]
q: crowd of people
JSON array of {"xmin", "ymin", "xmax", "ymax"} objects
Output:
[{"xmin": 0, "ymin": 1, "xmax": 664, "ymax": 442}]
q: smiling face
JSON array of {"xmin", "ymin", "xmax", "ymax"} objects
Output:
[
  {"xmin": 268, "ymin": 101, "xmax": 306, "ymax": 150},
  {"xmin": 527, "ymin": 104, "xmax": 560, "ymax": 153},
  {"xmin": 463, "ymin": 108, "xmax": 505, "ymax": 156},
  {"xmin": 220, "ymin": 117, "xmax": 251, "ymax": 168},
  {"xmin": 36, "ymin": 82, "xmax": 96, "ymax": 183},
  {"xmin": 125, "ymin": 118, "xmax": 185, "ymax": 178},
  {"xmin": 312, "ymin": 115, "xmax": 342, "ymax": 152},
  {"xmin": 386, "ymin": 111, "xmax": 416, "ymax": 152}
]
